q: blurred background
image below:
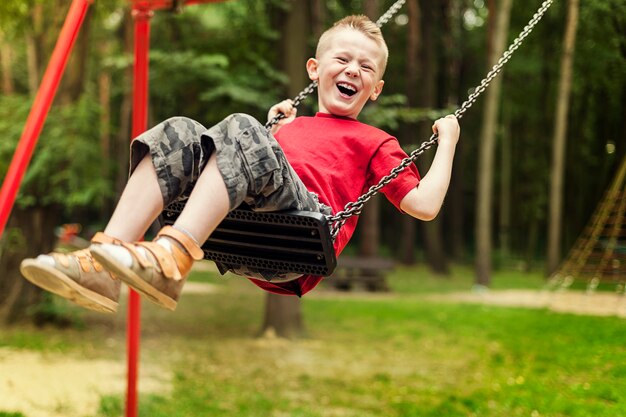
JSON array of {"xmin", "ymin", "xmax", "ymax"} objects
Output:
[{"xmin": 0, "ymin": 1, "xmax": 625, "ymax": 416}]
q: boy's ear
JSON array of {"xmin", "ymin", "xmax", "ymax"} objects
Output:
[
  {"xmin": 306, "ymin": 58, "xmax": 319, "ymax": 81},
  {"xmin": 370, "ymin": 80, "xmax": 385, "ymax": 101}
]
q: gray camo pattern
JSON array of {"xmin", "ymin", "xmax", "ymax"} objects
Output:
[{"xmin": 129, "ymin": 114, "xmax": 331, "ymax": 282}]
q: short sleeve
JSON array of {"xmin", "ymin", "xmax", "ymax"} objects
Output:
[{"xmin": 368, "ymin": 138, "xmax": 420, "ymax": 211}]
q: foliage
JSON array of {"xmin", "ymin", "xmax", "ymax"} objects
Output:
[
  {"xmin": 361, "ymin": 95, "xmax": 457, "ymax": 137},
  {"xmin": 0, "ymin": 94, "xmax": 112, "ymax": 212},
  {"xmin": 147, "ymin": 0, "xmax": 290, "ymax": 123},
  {"xmin": 0, "ymin": 0, "xmax": 623, "ymax": 268},
  {"xmin": 0, "ymin": 0, "xmax": 31, "ymax": 37}
]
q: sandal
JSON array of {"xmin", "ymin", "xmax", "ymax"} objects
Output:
[
  {"xmin": 20, "ymin": 233, "xmax": 121, "ymax": 313},
  {"xmin": 89, "ymin": 226, "xmax": 204, "ymax": 311}
]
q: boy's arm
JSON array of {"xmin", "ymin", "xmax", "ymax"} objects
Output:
[
  {"xmin": 399, "ymin": 115, "xmax": 460, "ymax": 221},
  {"xmin": 267, "ymin": 99, "xmax": 297, "ymax": 135}
]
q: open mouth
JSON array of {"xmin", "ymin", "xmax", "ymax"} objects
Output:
[{"xmin": 337, "ymin": 82, "xmax": 357, "ymax": 97}]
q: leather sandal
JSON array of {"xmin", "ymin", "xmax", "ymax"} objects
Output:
[
  {"xmin": 20, "ymin": 232, "xmax": 122, "ymax": 313},
  {"xmin": 89, "ymin": 226, "xmax": 204, "ymax": 311}
]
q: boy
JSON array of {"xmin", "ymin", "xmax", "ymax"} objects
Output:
[{"xmin": 20, "ymin": 15, "xmax": 459, "ymax": 313}]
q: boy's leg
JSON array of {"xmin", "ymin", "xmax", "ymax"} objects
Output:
[
  {"xmin": 87, "ymin": 116, "xmax": 230, "ymax": 310},
  {"xmin": 20, "ymin": 117, "xmax": 207, "ymax": 313},
  {"xmin": 103, "ymin": 154, "xmax": 164, "ymax": 242},
  {"xmin": 19, "ymin": 157, "xmax": 163, "ymax": 314},
  {"xmin": 90, "ymin": 113, "xmax": 328, "ymax": 309},
  {"xmin": 169, "ymin": 152, "xmax": 230, "ymax": 245},
  {"xmin": 90, "ymin": 153, "xmax": 229, "ymax": 310}
]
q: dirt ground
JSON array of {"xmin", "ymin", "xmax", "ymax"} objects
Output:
[
  {"xmin": 0, "ymin": 282, "xmax": 221, "ymax": 417},
  {"xmin": 1, "ymin": 285, "xmax": 624, "ymax": 417},
  {"xmin": 0, "ymin": 348, "xmax": 170, "ymax": 417},
  {"xmin": 428, "ymin": 289, "xmax": 626, "ymax": 318}
]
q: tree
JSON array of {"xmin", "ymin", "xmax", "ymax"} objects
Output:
[
  {"xmin": 0, "ymin": 94, "xmax": 109, "ymax": 323},
  {"xmin": 475, "ymin": 0, "xmax": 513, "ymax": 286},
  {"xmin": 415, "ymin": 0, "xmax": 449, "ymax": 274},
  {"xmin": 0, "ymin": 31, "xmax": 15, "ymax": 95},
  {"xmin": 260, "ymin": 0, "xmax": 311, "ymax": 338},
  {"xmin": 397, "ymin": 0, "xmax": 421, "ymax": 266},
  {"xmin": 0, "ymin": 205, "xmax": 57, "ymax": 324},
  {"xmin": 358, "ymin": 0, "xmax": 382, "ymax": 261},
  {"xmin": 0, "ymin": 1, "xmax": 112, "ymax": 324},
  {"xmin": 440, "ymin": 0, "xmax": 466, "ymax": 262},
  {"xmin": 0, "ymin": 1, "xmax": 29, "ymax": 96},
  {"xmin": 546, "ymin": 0, "xmax": 580, "ymax": 275}
]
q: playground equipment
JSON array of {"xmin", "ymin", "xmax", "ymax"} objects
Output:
[{"xmin": 550, "ymin": 155, "xmax": 626, "ymax": 294}]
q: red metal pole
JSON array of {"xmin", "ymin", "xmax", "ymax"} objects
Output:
[
  {"xmin": 126, "ymin": 4, "xmax": 152, "ymax": 417},
  {"xmin": 0, "ymin": 0, "xmax": 92, "ymax": 239}
]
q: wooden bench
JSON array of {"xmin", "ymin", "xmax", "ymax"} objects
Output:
[{"xmin": 329, "ymin": 256, "xmax": 395, "ymax": 292}]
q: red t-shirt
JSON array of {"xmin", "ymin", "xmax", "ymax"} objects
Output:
[{"xmin": 248, "ymin": 113, "xmax": 420, "ymax": 296}]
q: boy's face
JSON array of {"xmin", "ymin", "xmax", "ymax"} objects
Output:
[{"xmin": 307, "ymin": 28, "xmax": 385, "ymax": 120}]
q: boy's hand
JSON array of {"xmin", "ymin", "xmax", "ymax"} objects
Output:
[
  {"xmin": 268, "ymin": 99, "xmax": 297, "ymax": 135},
  {"xmin": 432, "ymin": 115, "xmax": 460, "ymax": 146}
]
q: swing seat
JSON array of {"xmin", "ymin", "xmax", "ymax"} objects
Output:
[{"xmin": 160, "ymin": 202, "xmax": 337, "ymax": 277}]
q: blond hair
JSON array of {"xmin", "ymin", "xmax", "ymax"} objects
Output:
[{"xmin": 316, "ymin": 15, "xmax": 389, "ymax": 77}]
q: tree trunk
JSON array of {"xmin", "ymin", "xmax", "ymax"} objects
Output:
[
  {"xmin": 363, "ymin": 0, "xmax": 380, "ymax": 20},
  {"xmin": 359, "ymin": 0, "xmax": 381, "ymax": 259},
  {"xmin": 261, "ymin": 294, "xmax": 304, "ymax": 338},
  {"xmin": 441, "ymin": 0, "xmax": 465, "ymax": 261},
  {"xmin": 24, "ymin": 2, "xmax": 45, "ymax": 96},
  {"xmin": 360, "ymin": 195, "xmax": 380, "ymax": 256},
  {"xmin": 398, "ymin": 0, "xmax": 421, "ymax": 265},
  {"xmin": 499, "ymin": 112, "xmax": 512, "ymax": 260},
  {"xmin": 0, "ymin": 31, "xmax": 15, "ymax": 95},
  {"xmin": 487, "ymin": 0, "xmax": 496, "ymax": 60},
  {"xmin": 59, "ymin": 7, "xmax": 93, "ymax": 104},
  {"xmin": 0, "ymin": 207, "xmax": 59, "ymax": 324},
  {"xmin": 99, "ymin": 69, "xmax": 113, "ymax": 217},
  {"xmin": 99, "ymin": 71, "xmax": 112, "ymax": 174},
  {"xmin": 415, "ymin": 0, "xmax": 448, "ymax": 273},
  {"xmin": 310, "ymin": 0, "xmax": 326, "ymax": 38},
  {"xmin": 475, "ymin": 0, "xmax": 513, "ymax": 286},
  {"xmin": 25, "ymin": 32, "xmax": 39, "ymax": 95},
  {"xmin": 115, "ymin": 12, "xmax": 135, "ymax": 202},
  {"xmin": 261, "ymin": 0, "xmax": 311, "ymax": 339},
  {"xmin": 546, "ymin": 0, "xmax": 580, "ymax": 275}
]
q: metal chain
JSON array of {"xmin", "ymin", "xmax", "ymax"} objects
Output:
[
  {"xmin": 327, "ymin": 0, "xmax": 554, "ymax": 239},
  {"xmin": 265, "ymin": 81, "xmax": 318, "ymax": 129},
  {"xmin": 264, "ymin": 0, "xmax": 407, "ymax": 131},
  {"xmin": 375, "ymin": 0, "xmax": 407, "ymax": 27}
]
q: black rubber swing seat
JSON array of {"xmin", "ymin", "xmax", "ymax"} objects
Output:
[{"xmin": 160, "ymin": 202, "xmax": 337, "ymax": 277}]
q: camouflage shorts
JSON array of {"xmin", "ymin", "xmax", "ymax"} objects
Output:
[{"xmin": 129, "ymin": 114, "xmax": 332, "ymax": 282}]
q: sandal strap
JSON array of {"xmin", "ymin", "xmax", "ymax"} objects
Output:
[
  {"xmin": 157, "ymin": 226, "xmax": 204, "ymax": 261},
  {"xmin": 92, "ymin": 232, "xmax": 122, "ymax": 245},
  {"xmin": 135, "ymin": 241, "xmax": 184, "ymax": 281},
  {"xmin": 51, "ymin": 249, "xmax": 105, "ymax": 273},
  {"xmin": 119, "ymin": 241, "xmax": 153, "ymax": 269}
]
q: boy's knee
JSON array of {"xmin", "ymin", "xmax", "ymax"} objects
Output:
[
  {"xmin": 156, "ymin": 117, "xmax": 206, "ymax": 150},
  {"xmin": 223, "ymin": 113, "xmax": 263, "ymax": 131},
  {"xmin": 162, "ymin": 116, "xmax": 205, "ymax": 134}
]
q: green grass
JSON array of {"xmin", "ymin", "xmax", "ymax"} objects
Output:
[
  {"xmin": 2, "ymin": 265, "xmax": 625, "ymax": 417},
  {"xmin": 383, "ymin": 264, "xmax": 547, "ymax": 295}
]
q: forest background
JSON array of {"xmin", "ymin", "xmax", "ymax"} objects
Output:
[{"xmin": 0, "ymin": 0, "xmax": 624, "ymax": 327}]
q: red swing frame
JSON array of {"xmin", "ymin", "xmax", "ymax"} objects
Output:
[{"xmin": 0, "ymin": 1, "xmax": 225, "ymax": 416}]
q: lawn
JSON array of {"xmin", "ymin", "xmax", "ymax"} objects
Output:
[{"xmin": 1, "ymin": 265, "xmax": 625, "ymax": 417}]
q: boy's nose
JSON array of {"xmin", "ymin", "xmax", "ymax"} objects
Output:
[{"xmin": 345, "ymin": 65, "xmax": 359, "ymax": 77}]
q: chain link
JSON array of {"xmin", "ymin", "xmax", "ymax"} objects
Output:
[
  {"xmin": 327, "ymin": 0, "xmax": 554, "ymax": 239},
  {"xmin": 375, "ymin": 0, "xmax": 407, "ymax": 27}
]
